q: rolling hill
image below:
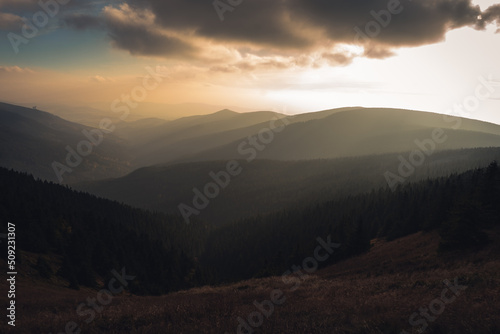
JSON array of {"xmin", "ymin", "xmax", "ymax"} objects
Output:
[
  {"xmin": 76, "ymin": 147, "xmax": 500, "ymax": 226},
  {"xmin": 113, "ymin": 109, "xmax": 288, "ymax": 167},
  {"xmin": 1, "ymin": 161, "xmax": 499, "ymax": 333},
  {"xmin": 179, "ymin": 108, "xmax": 500, "ymax": 163},
  {"xmin": 0, "ymin": 102, "xmax": 133, "ymax": 183}
]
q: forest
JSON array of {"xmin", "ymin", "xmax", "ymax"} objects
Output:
[{"xmin": 1, "ymin": 157, "xmax": 499, "ymax": 293}]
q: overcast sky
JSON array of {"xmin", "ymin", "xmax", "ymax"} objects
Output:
[{"xmin": 1, "ymin": 0, "xmax": 500, "ymax": 122}]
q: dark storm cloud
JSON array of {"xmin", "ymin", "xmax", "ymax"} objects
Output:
[
  {"xmin": 282, "ymin": 0, "xmax": 482, "ymax": 47},
  {"xmin": 0, "ymin": 0, "xmax": 38, "ymax": 12},
  {"xmin": 64, "ymin": 13, "xmax": 103, "ymax": 30},
  {"xmin": 60, "ymin": 0, "xmax": 500, "ymax": 63},
  {"xmin": 129, "ymin": 0, "xmax": 312, "ymax": 50},
  {"xmin": 106, "ymin": 27, "xmax": 197, "ymax": 58},
  {"xmin": 62, "ymin": 4, "xmax": 198, "ymax": 58},
  {"xmin": 103, "ymin": 6, "xmax": 199, "ymax": 58},
  {"xmin": 479, "ymin": 4, "xmax": 500, "ymax": 30},
  {"xmin": 129, "ymin": 0, "xmax": 499, "ymax": 54}
]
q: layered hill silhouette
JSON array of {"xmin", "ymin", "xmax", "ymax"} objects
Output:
[
  {"xmin": 3, "ymin": 102, "xmax": 500, "ymax": 185},
  {"xmin": 179, "ymin": 108, "xmax": 500, "ymax": 163},
  {"xmin": 114, "ymin": 106, "xmax": 500, "ymax": 166},
  {"xmin": 0, "ymin": 102, "xmax": 132, "ymax": 183},
  {"xmin": 83, "ymin": 106, "xmax": 500, "ymax": 168},
  {"xmin": 1, "ymin": 159, "xmax": 499, "ymax": 334},
  {"xmin": 77, "ymin": 148, "xmax": 500, "ymax": 226},
  {"xmin": 2, "ymin": 98, "xmax": 500, "ymax": 333},
  {"xmin": 114, "ymin": 109, "xmax": 287, "ymax": 167}
]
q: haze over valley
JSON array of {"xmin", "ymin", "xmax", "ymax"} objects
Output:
[{"xmin": 1, "ymin": 0, "xmax": 500, "ymax": 333}]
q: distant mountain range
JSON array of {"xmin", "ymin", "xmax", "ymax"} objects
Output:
[
  {"xmin": 2, "ymin": 101, "xmax": 500, "ymax": 334},
  {"xmin": 178, "ymin": 107, "xmax": 500, "ymax": 163},
  {"xmin": 76, "ymin": 148, "xmax": 500, "ymax": 226},
  {"xmin": 0, "ymin": 102, "xmax": 132, "ymax": 183},
  {"xmin": 2, "ymin": 101, "xmax": 500, "ymax": 187},
  {"xmin": 9, "ymin": 101, "xmax": 254, "ymax": 127}
]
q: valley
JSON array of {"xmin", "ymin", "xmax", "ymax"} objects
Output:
[{"xmin": 1, "ymin": 102, "xmax": 500, "ymax": 333}]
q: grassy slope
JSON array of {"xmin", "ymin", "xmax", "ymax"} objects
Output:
[{"xmin": 2, "ymin": 227, "xmax": 499, "ymax": 334}]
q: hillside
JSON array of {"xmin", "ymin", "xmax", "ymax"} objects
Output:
[
  {"xmin": 0, "ymin": 160, "xmax": 499, "ymax": 333},
  {"xmin": 198, "ymin": 161, "xmax": 500, "ymax": 283},
  {"xmin": 0, "ymin": 168, "xmax": 207, "ymax": 295},
  {"xmin": 3, "ymin": 103, "xmax": 500, "ymax": 185},
  {"xmin": 113, "ymin": 107, "xmax": 365, "ymax": 167},
  {"xmin": 15, "ymin": 102, "xmax": 247, "ymax": 127},
  {"xmin": 114, "ymin": 109, "xmax": 287, "ymax": 167},
  {"xmin": 182, "ymin": 108, "xmax": 500, "ymax": 163},
  {"xmin": 0, "ymin": 102, "xmax": 133, "ymax": 183},
  {"xmin": 3, "ymin": 158, "xmax": 500, "ymax": 290},
  {"xmin": 2, "ymin": 227, "xmax": 499, "ymax": 334},
  {"xmin": 111, "ymin": 107, "xmax": 500, "ymax": 167},
  {"xmin": 76, "ymin": 147, "xmax": 500, "ymax": 226}
]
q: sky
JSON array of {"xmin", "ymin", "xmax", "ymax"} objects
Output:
[{"xmin": 1, "ymin": 0, "xmax": 500, "ymax": 122}]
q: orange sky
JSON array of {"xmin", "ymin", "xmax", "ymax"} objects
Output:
[{"xmin": 0, "ymin": 0, "xmax": 500, "ymax": 122}]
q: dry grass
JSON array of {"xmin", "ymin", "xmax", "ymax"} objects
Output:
[{"xmin": 1, "ymin": 228, "xmax": 500, "ymax": 333}]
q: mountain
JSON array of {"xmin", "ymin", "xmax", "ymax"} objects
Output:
[
  {"xmin": 180, "ymin": 108, "xmax": 500, "ymax": 162},
  {"xmin": 76, "ymin": 147, "xmax": 500, "ymax": 226},
  {"xmin": 113, "ymin": 109, "xmax": 288, "ymax": 167},
  {"xmin": 3, "ymin": 101, "xmax": 500, "ymax": 189},
  {"xmin": 12, "ymin": 102, "xmax": 255, "ymax": 127},
  {"xmin": 2, "ymin": 162, "xmax": 500, "ymax": 334},
  {"xmin": 112, "ymin": 107, "xmax": 373, "ymax": 167},
  {"xmin": 0, "ymin": 102, "xmax": 132, "ymax": 183},
  {"xmin": 112, "ymin": 106, "xmax": 500, "ymax": 167},
  {"xmin": 199, "ymin": 160, "xmax": 500, "ymax": 283},
  {"xmin": 0, "ymin": 167, "xmax": 206, "ymax": 294},
  {"xmin": 88, "ymin": 101, "xmax": 255, "ymax": 121}
]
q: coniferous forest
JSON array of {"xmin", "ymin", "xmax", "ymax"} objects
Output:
[
  {"xmin": 2, "ymin": 159, "xmax": 499, "ymax": 292},
  {"xmin": 1, "ymin": 101, "xmax": 500, "ymax": 333},
  {"xmin": 3, "ymin": 0, "xmax": 500, "ymax": 330}
]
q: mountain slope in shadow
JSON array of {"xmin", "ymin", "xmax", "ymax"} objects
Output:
[
  {"xmin": 76, "ymin": 147, "xmax": 500, "ymax": 226},
  {"xmin": 181, "ymin": 108, "xmax": 500, "ymax": 163},
  {"xmin": 0, "ymin": 102, "xmax": 132, "ymax": 183}
]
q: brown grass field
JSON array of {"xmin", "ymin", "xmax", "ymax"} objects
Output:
[{"xmin": 1, "ymin": 228, "xmax": 500, "ymax": 334}]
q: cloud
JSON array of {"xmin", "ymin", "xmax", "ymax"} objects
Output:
[
  {"xmin": 131, "ymin": 0, "xmax": 495, "ymax": 49},
  {"xmin": 0, "ymin": 0, "xmax": 36, "ymax": 11},
  {"xmin": 89, "ymin": 75, "xmax": 114, "ymax": 83},
  {"xmin": 322, "ymin": 52, "xmax": 355, "ymax": 66},
  {"xmin": 479, "ymin": 4, "xmax": 500, "ymax": 31},
  {"xmin": 64, "ymin": 3, "xmax": 199, "ymax": 58},
  {"xmin": 362, "ymin": 45, "xmax": 396, "ymax": 59},
  {"xmin": 130, "ymin": 0, "xmax": 312, "ymax": 50},
  {"xmin": 0, "ymin": 11, "xmax": 22, "ymax": 30},
  {"xmin": 64, "ymin": 13, "xmax": 103, "ymax": 30},
  {"xmin": 0, "ymin": 66, "xmax": 34, "ymax": 74},
  {"xmin": 60, "ymin": 0, "xmax": 500, "ymax": 69},
  {"xmin": 287, "ymin": 0, "xmax": 487, "ymax": 49}
]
